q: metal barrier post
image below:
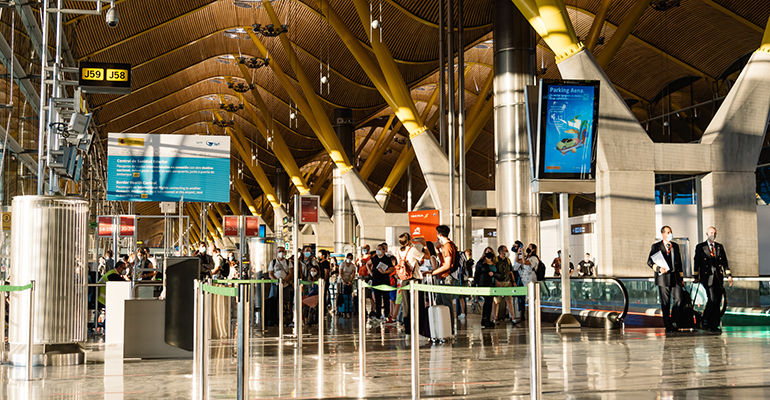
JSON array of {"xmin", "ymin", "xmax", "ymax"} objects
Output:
[
  {"xmin": 0, "ymin": 282, "xmax": 5, "ymax": 364},
  {"xmin": 26, "ymin": 280, "xmax": 36, "ymax": 380},
  {"xmin": 410, "ymin": 283, "xmax": 420, "ymax": 399},
  {"xmin": 237, "ymin": 283, "xmax": 251, "ymax": 400},
  {"xmin": 358, "ymin": 279, "xmax": 366, "ymax": 377},
  {"xmin": 193, "ymin": 280, "xmax": 200, "ymax": 379},
  {"xmin": 198, "ymin": 284, "xmax": 209, "ymax": 399},
  {"xmin": 528, "ymin": 282, "xmax": 542, "ymax": 400},
  {"xmin": 318, "ymin": 279, "xmax": 324, "ymax": 358},
  {"xmin": 260, "ymin": 281, "xmax": 266, "ymax": 333},
  {"xmin": 278, "ymin": 281, "xmax": 284, "ymax": 338}
]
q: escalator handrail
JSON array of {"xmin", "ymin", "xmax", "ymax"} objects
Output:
[{"xmin": 541, "ymin": 277, "xmax": 629, "ymax": 323}]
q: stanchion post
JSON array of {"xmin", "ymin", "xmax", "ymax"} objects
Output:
[
  {"xmin": 528, "ymin": 282, "xmax": 542, "ymax": 400},
  {"xmin": 26, "ymin": 280, "xmax": 36, "ymax": 380},
  {"xmin": 260, "ymin": 281, "xmax": 266, "ymax": 333},
  {"xmin": 193, "ymin": 280, "xmax": 200, "ymax": 378},
  {"xmin": 318, "ymin": 279, "xmax": 324, "ymax": 358},
  {"xmin": 278, "ymin": 280, "xmax": 284, "ymax": 338},
  {"xmin": 410, "ymin": 282, "xmax": 420, "ymax": 399},
  {"xmin": 358, "ymin": 279, "xmax": 366, "ymax": 377},
  {"xmin": 237, "ymin": 283, "xmax": 251, "ymax": 400},
  {"xmin": 199, "ymin": 284, "xmax": 209, "ymax": 399}
]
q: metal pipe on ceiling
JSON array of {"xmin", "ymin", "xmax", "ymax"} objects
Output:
[{"xmin": 447, "ymin": 0, "xmax": 456, "ymax": 238}]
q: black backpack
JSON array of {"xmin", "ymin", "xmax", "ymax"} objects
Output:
[
  {"xmin": 535, "ymin": 260, "xmax": 546, "ymax": 281},
  {"xmin": 449, "ymin": 242, "xmax": 464, "ymax": 281}
]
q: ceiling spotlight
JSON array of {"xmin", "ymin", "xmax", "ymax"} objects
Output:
[
  {"xmin": 290, "ymin": 112, "xmax": 297, "ymax": 120},
  {"xmin": 320, "ymin": 75, "xmax": 328, "ymax": 84},
  {"xmin": 233, "ymin": 1, "xmax": 253, "ymax": 8},
  {"xmin": 213, "ymin": 119, "xmax": 234, "ymax": 128},
  {"xmin": 252, "ymin": 23, "xmax": 289, "ymax": 37},
  {"xmin": 371, "ymin": 19, "xmax": 380, "ymax": 29},
  {"xmin": 105, "ymin": 1, "xmax": 119, "ymax": 28},
  {"xmin": 596, "ymin": 36, "xmax": 606, "ymax": 45},
  {"xmin": 220, "ymin": 103, "xmax": 244, "ymax": 113},
  {"xmin": 651, "ymin": 0, "xmax": 681, "ymax": 11},
  {"xmin": 228, "ymin": 82, "xmax": 255, "ymax": 93},
  {"xmin": 238, "ymin": 56, "xmax": 270, "ymax": 69}
]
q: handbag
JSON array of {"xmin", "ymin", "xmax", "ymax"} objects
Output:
[{"xmin": 268, "ymin": 282, "xmax": 279, "ymax": 299}]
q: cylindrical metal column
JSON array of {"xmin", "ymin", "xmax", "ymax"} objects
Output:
[
  {"xmin": 447, "ymin": 0, "xmax": 456, "ymax": 236},
  {"xmin": 9, "ymin": 196, "xmax": 88, "ymax": 366},
  {"xmin": 528, "ymin": 281, "xmax": 542, "ymax": 399},
  {"xmin": 457, "ymin": 0, "xmax": 467, "ymax": 250},
  {"xmin": 493, "ymin": 0, "xmax": 539, "ymax": 249},
  {"xmin": 438, "ymin": 0, "xmax": 446, "ymax": 151},
  {"xmin": 333, "ymin": 109, "xmax": 355, "ymax": 254}
]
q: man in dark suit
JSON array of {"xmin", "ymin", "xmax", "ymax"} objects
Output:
[
  {"xmin": 694, "ymin": 226, "xmax": 733, "ymax": 333},
  {"xmin": 647, "ymin": 225, "xmax": 685, "ymax": 333}
]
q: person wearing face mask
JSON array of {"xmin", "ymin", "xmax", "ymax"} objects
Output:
[
  {"xmin": 648, "ymin": 225, "xmax": 685, "ymax": 333},
  {"xmin": 267, "ymin": 247, "xmax": 293, "ymax": 327},
  {"xmin": 493, "ymin": 245, "xmax": 516, "ymax": 325},
  {"xmin": 193, "ymin": 241, "xmax": 213, "ymax": 279},
  {"xmin": 337, "ymin": 253, "xmax": 356, "ymax": 317},
  {"xmin": 426, "ymin": 225, "xmax": 457, "ymax": 329},
  {"xmin": 369, "ymin": 243, "xmax": 394, "ymax": 321},
  {"xmin": 226, "ymin": 252, "xmax": 239, "ymax": 279},
  {"xmin": 473, "ymin": 247, "xmax": 498, "ymax": 328},
  {"xmin": 694, "ymin": 226, "xmax": 732, "ymax": 333},
  {"xmin": 302, "ymin": 266, "xmax": 321, "ymax": 326},
  {"xmin": 577, "ymin": 253, "xmax": 595, "ymax": 277},
  {"xmin": 299, "ymin": 246, "xmax": 319, "ymax": 282}
]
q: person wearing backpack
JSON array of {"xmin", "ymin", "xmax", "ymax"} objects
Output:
[{"xmin": 395, "ymin": 233, "xmax": 429, "ymax": 335}]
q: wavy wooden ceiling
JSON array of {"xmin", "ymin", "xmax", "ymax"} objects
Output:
[{"xmin": 1, "ymin": 0, "xmax": 767, "ymax": 215}]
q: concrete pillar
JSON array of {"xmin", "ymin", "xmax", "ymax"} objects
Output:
[
  {"xmin": 274, "ymin": 166, "xmax": 289, "ymax": 206},
  {"xmin": 493, "ymin": 0, "xmax": 539, "ymax": 249},
  {"xmin": 333, "ymin": 109, "xmax": 355, "ymax": 253}
]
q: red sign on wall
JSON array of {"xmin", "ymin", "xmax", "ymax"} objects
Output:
[
  {"xmin": 224, "ymin": 216, "xmax": 239, "ymax": 237},
  {"xmin": 300, "ymin": 195, "xmax": 320, "ymax": 224},
  {"xmin": 119, "ymin": 215, "xmax": 136, "ymax": 237},
  {"xmin": 244, "ymin": 216, "xmax": 260, "ymax": 236},
  {"xmin": 97, "ymin": 216, "xmax": 114, "ymax": 237},
  {"xmin": 408, "ymin": 210, "xmax": 440, "ymax": 242}
]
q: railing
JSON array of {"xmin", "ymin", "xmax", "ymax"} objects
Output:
[{"xmin": 539, "ymin": 277, "xmax": 629, "ymax": 325}]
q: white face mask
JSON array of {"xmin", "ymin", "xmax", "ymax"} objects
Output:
[
  {"xmin": 376, "ymin": 250, "xmax": 383, "ymax": 258},
  {"xmin": 346, "ymin": 258, "xmax": 353, "ymax": 263},
  {"xmin": 665, "ymin": 233, "xmax": 673, "ymax": 242},
  {"xmin": 277, "ymin": 252, "xmax": 285, "ymax": 259},
  {"xmin": 199, "ymin": 247, "xmax": 206, "ymax": 253},
  {"xmin": 310, "ymin": 270, "xmax": 317, "ymax": 277}
]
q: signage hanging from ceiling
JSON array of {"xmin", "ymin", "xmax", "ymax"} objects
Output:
[
  {"xmin": 106, "ymin": 133, "xmax": 230, "ymax": 202},
  {"xmin": 78, "ymin": 61, "xmax": 132, "ymax": 94}
]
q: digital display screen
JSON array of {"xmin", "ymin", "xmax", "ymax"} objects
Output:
[
  {"xmin": 259, "ymin": 224, "xmax": 266, "ymax": 238},
  {"xmin": 537, "ymin": 80, "xmax": 599, "ymax": 180}
]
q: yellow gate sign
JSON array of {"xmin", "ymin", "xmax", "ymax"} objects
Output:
[{"xmin": 2, "ymin": 212, "xmax": 11, "ymax": 231}]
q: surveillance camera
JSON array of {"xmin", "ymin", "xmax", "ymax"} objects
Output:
[{"xmin": 106, "ymin": 5, "xmax": 119, "ymax": 28}]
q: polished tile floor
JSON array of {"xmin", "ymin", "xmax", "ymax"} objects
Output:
[{"xmin": 2, "ymin": 313, "xmax": 770, "ymax": 399}]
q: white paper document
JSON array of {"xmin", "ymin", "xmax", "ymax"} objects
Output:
[{"xmin": 651, "ymin": 251, "xmax": 670, "ymax": 272}]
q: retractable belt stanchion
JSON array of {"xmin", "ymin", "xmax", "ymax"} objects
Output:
[
  {"xmin": 237, "ymin": 283, "xmax": 251, "ymax": 400},
  {"xmin": 318, "ymin": 279, "xmax": 324, "ymax": 358},
  {"xmin": 193, "ymin": 280, "xmax": 200, "ymax": 379},
  {"xmin": 0, "ymin": 281, "xmax": 36, "ymax": 380},
  {"xmin": 278, "ymin": 280, "xmax": 284, "ymax": 338},
  {"xmin": 260, "ymin": 281, "xmax": 266, "ymax": 333},
  {"xmin": 410, "ymin": 282, "xmax": 419, "ymax": 400},
  {"xmin": 357, "ymin": 279, "xmax": 366, "ymax": 378},
  {"xmin": 528, "ymin": 281, "xmax": 542, "ymax": 400},
  {"xmin": 195, "ymin": 280, "xmax": 207, "ymax": 399}
]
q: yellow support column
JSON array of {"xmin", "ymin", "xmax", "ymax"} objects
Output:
[
  {"xmin": 585, "ymin": 0, "xmax": 613, "ymax": 53},
  {"xmin": 512, "ymin": 0, "xmax": 584, "ymax": 62},
  {"xmin": 595, "ymin": 0, "xmax": 653, "ymax": 69},
  {"xmin": 230, "ymin": 165, "xmax": 260, "ymax": 216}
]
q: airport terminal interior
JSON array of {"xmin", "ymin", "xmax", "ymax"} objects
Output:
[{"xmin": 0, "ymin": 0, "xmax": 769, "ymax": 398}]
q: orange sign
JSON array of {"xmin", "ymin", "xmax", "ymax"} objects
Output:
[
  {"xmin": 223, "ymin": 216, "xmax": 239, "ymax": 237},
  {"xmin": 119, "ymin": 215, "xmax": 136, "ymax": 237},
  {"xmin": 98, "ymin": 216, "xmax": 114, "ymax": 237},
  {"xmin": 408, "ymin": 210, "xmax": 440, "ymax": 242},
  {"xmin": 244, "ymin": 216, "xmax": 260, "ymax": 236}
]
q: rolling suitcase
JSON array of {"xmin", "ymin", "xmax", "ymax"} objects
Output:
[
  {"xmin": 674, "ymin": 286, "xmax": 698, "ymax": 331},
  {"xmin": 426, "ymin": 276, "xmax": 453, "ymax": 342}
]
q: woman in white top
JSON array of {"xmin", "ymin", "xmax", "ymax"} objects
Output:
[
  {"xmin": 516, "ymin": 243, "xmax": 539, "ymax": 285},
  {"xmin": 396, "ymin": 233, "xmax": 429, "ymax": 334}
]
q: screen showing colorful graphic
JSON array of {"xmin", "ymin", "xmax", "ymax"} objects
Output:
[{"xmin": 537, "ymin": 80, "xmax": 599, "ymax": 180}]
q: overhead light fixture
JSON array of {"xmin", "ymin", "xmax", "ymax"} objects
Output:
[
  {"xmin": 220, "ymin": 103, "xmax": 244, "ymax": 113},
  {"xmin": 213, "ymin": 119, "xmax": 234, "ymax": 128},
  {"xmin": 238, "ymin": 56, "xmax": 270, "ymax": 69},
  {"xmin": 252, "ymin": 23, "xmax": 289, "ymax": 38},
  {"xmin": 651, "ymin": 0, "xmax": 681, "ymax": 11},
  {"xmin": 228, "ymin": 82, "xmax": 255, "ymax": 93},
  {"xmin": 233, "ymin": 1, "xmax": 253, "ymax": 8}
]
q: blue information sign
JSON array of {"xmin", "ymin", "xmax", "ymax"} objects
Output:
[
  {"xmin": 536, "ymin": 80, "xmax": 599, "ymax": 180},
  {"xmin": 107, "ymin": 133, "xmax": 230, "ymax": 202}
]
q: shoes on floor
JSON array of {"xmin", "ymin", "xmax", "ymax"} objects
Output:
[
  {"xmin": 709, "ymin": 327, "xmax": 722, "ymax": 333},
  {"xmin": 458, "ymin": 313, "xmax": 466, "ymax": 322}
]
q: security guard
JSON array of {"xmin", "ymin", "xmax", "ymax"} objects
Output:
[
  {"xmin": 97, "ymin": 260, "xmax": 129, "ymax": 305},
  {"xmin": 694, "ymin": 226, "xmax": 733, "ymax": 333}
]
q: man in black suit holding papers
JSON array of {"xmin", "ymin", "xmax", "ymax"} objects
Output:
[{"xmin": 647, "ymin": 225, "xmax": 685, "ymax": 333}]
